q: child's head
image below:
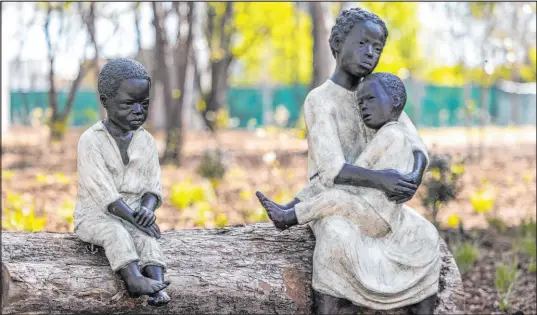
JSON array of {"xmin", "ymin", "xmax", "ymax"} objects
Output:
[
  {"xmin": 356, "ymin": 72, "xmax": 406, "ymax": 130},
  {"xmin": 97, "ymin": 58, "xmax": 151, "ymax": 131}
]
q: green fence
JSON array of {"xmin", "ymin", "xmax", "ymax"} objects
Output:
[{"xmin": 9, "ymin": 83, "xmax": 536, "ymax": 128}]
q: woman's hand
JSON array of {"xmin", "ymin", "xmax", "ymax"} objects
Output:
[
  {"xmin": 375, "ymin": 169, "xmax": 418, "ymax": 203},
  {"xmin": 385, "ymin": 170, "xmax": 422, "ymax": 204}
]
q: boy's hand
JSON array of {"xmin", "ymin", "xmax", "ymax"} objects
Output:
[
  {"xmin": 133, "ymin": 206, "xmax": 156, "ymax": 227},
  {"xmin": 137, "ymin": 222, "xmax": 162, "ymax": 239}
]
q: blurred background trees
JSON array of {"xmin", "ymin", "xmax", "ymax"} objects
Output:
[{"xmin": 3, "ymin": 2, "xmax": 536, "ymax": 164}]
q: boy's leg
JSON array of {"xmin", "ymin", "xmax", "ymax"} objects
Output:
[
  {"xmin": 126, "ymin": 222, "xmax": 170, "ymax": 306},
  {"xmin": 124, "ymin": 221, "xmax": 166, "ymax": 271},
  {"xmin": 75, "ymin": 217, "xmax": 139, "ymax": 272},
  {"xmin": 294, "ymin": 189, "xmax": 389, "ymax": 238},
  {"xmin": 75, "ymin": 218, "xmax": 169, "ymax": 297}
]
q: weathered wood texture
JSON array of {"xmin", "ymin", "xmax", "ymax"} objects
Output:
[{"xmin": 1, "ymin": 223, "xmax": 464, "ymax": 314}]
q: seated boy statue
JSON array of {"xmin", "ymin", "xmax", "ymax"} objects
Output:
[
  {"xmin": 256, "ymin": 72, "xmax": 440, "ymax": 314},
  {"xmin": 74, "ymin": 58, "xmax": 170, "ymax": 306}
]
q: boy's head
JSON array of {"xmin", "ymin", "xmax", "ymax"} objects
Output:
[
  {"xmin": 356, "ymin": 72, "xmax": 407, "ymax": 130},
  {"xmin": 97, "ymin": 58, "xmax": 151, "ymax": 131},
  {"xmin": 329, "ymin": 7, "xmax": 388, "ymax": 77}
]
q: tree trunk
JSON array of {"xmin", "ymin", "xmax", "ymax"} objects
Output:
[
  {"xmin": 309, "ymin": 2, "xmax": 335, "ymax": 91},
  {"xmin": 152, "ymin": 2, "xmax": 174, "ymax": 143},
  {"xmin": 162, "ymin": 2, "xmax": 195, "ymax": 165},
  {"xmin": 1, "ymin": 224, "xmax": 464, "ymax": 314},
  {"xmin": 200, "ymin": 3, "xmax": 234, "ymax": 132}
]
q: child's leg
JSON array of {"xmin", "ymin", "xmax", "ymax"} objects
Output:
[
  {"xmin": 294, "ymin": 189, "xmax": 390, "ymax": 238},
  {"xmin": 125, "ymin": 221, "xmax": 166, "ymax": 271},
  {"xmin": 126, "ymin": 222, "xmax": 170, "ymax": 306},
  {"xmin": 296, "ymin": 127, "xmax": 412, "ymax": 235},
  {"xmin": 75, "ymin": 217, "xmax": 169, "ymax": 297},
  {"xmin": 75, "ymin": 217, "xmax": 140, "ymax": 272}
]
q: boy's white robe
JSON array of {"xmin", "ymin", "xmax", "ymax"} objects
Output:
[
  {"xmin": 295, "ymin": 80, "xmax": 440, "ymax": 310},
  {"xmin": 74, "ymin": 121, "xmax": 165, "ymax": 272}
]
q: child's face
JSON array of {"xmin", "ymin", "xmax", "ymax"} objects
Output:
[
  {"xmin": 103, "ymin": 78, "xmax": 150, "ymax": 132},
  {"xmin": 356, "ymin": 77, "xmax": 398, "ymax": 130}
]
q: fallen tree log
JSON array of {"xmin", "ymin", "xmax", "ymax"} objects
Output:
[{"xmin": 1, "ymin": 223, "xmax": 465, "ymax": 314}]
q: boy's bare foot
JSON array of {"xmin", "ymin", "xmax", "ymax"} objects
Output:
[
  {"xmin": 255, "ymin": 191, "xmax": 298, "ymax": 230},
  {"xmin": 120, "ymin": 262, "xmax": 170, "ymax": 298},
  {"xmin": 143, "ymin": 265, "xmax": 171, "ymax": 307}
]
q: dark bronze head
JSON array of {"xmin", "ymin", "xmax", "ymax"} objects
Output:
[
  {"xmin": 97, "ymin": 58, "xmax": 151, "ymax": 132},
  {"xmin": 356, "ymin": 72, "xmax": 406, "ymax": 130},
  {"xmin": 329, "ymin": 8, "xmax": 388, "ymax": 78}
]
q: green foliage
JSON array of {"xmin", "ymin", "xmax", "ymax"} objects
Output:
[
  {"xmin": 170, "ymin": 179, "xmax": 215, "ymax": 210},
  {"xmin": 361, "ymin": 3, "xmax": 424, "ymax": 76},
  {"xmin": 487, "ymin": 216, "xmax": 507, "ymax": 233},
  {"xmin": 230, "ymin": 3, "xmax": 313, "ymax": 85},
  {"xmin": 2, "ymin": 191, "xmax": 47, "ymax": 232},
  {"xmin": 197, "ymin": 149, "xmax": 227, "ymax": 181},
  {"xmin": 514, "ymin": 218, "xmax": 537, "ymax": 272},
  {"xmin": 451, "ymin": 240, "xmax": 480, "ymax": 275},
  {"xmin": 420, "ymin": 154, "xmax": 465, "ymax": 227},
  {"xmin": 495, "ymin": 256, "xmax": 519, "ymax": 311}
]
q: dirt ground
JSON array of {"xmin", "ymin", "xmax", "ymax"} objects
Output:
[{"xmin": 2, "ymin": 125, "xmax": 536, "ymax": 314}]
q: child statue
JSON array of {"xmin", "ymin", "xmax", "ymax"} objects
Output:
[
  {"xmin": 74, "ymin": 58, "xmax": 171, "ymax": 306},
  {"xmin": 256, "ymin": 72, "xmax": 440, "ymax": 314}
]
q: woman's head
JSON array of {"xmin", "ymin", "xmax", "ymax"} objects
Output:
[{"xmin": 329, "ymin": 8, "xmax": 388, "ymax": 78}]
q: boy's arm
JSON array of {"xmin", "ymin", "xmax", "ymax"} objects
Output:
[
  {"xmin": 398, "ymin": 112, "xmax": 429, "ymax": 172},
  {"xmin": 391, "ymin": 112, "xmax": 429, "ymax": 203},
  {"xmin": 77, "ymin": 135, "xmax": 160, "ymax": 238},
  {"xmin": 134, "ymin": 138, "xmax": 163, "ymax": 227},
  {"xmin": 77, "ymin": 135, "xmax": 123, "ymax": 213}
]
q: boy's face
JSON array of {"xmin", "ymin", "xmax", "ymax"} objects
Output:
[
  {"xmin": 337, "ymin": 20, "xmax": 385, "ymax": 78},
  {"xmin": 102, "ymin": 78, "xmax": 150, "ymax": 132},
  {"xmin": 356, "ymin": 77, "xmax": 399, "ymax": 130}
]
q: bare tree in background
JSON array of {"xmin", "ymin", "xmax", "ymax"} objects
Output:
[
  {"xmin": 194, "ymin": 2, "xmax": 234, "ymax": 132},
  {"xmin": 310, "ymin": 2, "xmax": 335, "ymax": 91},
  {"xmin": 44, "ymin": 2, "xmax": 93, "ymax": 142},
  {"xmin": 161, "ymin": 2, "xmax": 195, "ymax": 164}
]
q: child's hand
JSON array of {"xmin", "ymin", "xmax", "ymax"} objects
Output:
[
  {"xmin": 134, "ymin": 206, "xmax": 157, "ymax": 227},
  {"xmin": 138, "ymin": 222, "xmax": 162, "ymax": 239}
]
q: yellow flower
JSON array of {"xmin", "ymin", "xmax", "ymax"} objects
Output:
[
  {"xmin": 2, "ymin": 169, "xmax": 14, "ymax": 180},
  {"xmin": 215, "ymin": 213, "xmax": 228, "ymax": 227},
  {"xmin": 450, "ymin": 164, "xmax": 465, "ymax": 176},
  {"xmin": 430, "ymin": 168, "xmax": 441, "ymax": 180},
  {"xmin": 447, "ymin": 214, "xmax": 460, "ymax": 228},
  {"xmin": 54, "ymin": 172, "xmax": 70, "ymax": 185},
  {"xmin": 172, "ymin": 89, "xmax": 181, "ymax": 99},
  {"xmin": 470, "ymin": 190, "xmax": 495, "ymax": 214},
  {"xmin": 239, "ymin": 190, "xmax": 252, "ymax": 200},
  {"xmin": 524, "ymin": 173, "xmax": 533, "ymax": 184},
  {"xmin": 35, "ymin": 173, "xmax": 48, "ymax": 184},
  {"xmin": 196, "ymin": 99, "xmax": 207, "ymax": 112}
]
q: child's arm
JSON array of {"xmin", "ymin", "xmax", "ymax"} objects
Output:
[
  {"xmin": 134, "ymin": 136, "xmax": 164, "ymax": 227},
  {"xmin": 77, "ymin": 134, "xmax": 160, "ymax": 238},
  {"xmin": 395, "ymin": 112, "xmax": 429, "ymax": 203}
]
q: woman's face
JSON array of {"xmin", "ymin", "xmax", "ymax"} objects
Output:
[{"xmin": 336, "ymin": 20, "xmax": 385, "ymax": 78}]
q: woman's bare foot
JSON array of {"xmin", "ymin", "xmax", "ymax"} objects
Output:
[{"xmin": 255, "ymin": 191, "xmax": 298, "ymax": 230}]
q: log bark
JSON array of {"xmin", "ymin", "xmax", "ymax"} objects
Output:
[{"xmin": 1, "ymin": 224, "xmax": 464, "ymax": 314}]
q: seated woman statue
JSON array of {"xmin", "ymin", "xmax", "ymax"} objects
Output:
[
  {"xmin": 74, "ymin": 58, "xmax": 171, "ymax": 306},
  {"xmin": 257, "ymin": 72, "xmax": 440, "ymax": 314}
]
